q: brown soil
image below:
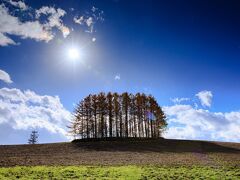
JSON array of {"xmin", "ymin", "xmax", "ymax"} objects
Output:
[{"xmin": 0, "ymin": 138, "xmax": 239, "ymax": 167}]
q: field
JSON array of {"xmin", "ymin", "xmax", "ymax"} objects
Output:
[
  {"xmin": 0, "ymin": 138, "xmax": 239, "ymax": 179},
  {"xmin": 0, "ymin": 165, "xmax": 240, "ymax": 179}
]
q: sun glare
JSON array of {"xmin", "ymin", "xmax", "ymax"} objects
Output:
[{"xmin": 68, "ymin": 48, "xmax": 80, "ymax": 60}]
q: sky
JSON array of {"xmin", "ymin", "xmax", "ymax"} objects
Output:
[{"xmin": 0, "ymin": 0, "xmax": 240, "ymax": 144}]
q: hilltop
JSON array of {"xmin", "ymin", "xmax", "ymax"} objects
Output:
[{"xmin": 0, "ymin": 138, "xmax": 239, "ymax": 167}]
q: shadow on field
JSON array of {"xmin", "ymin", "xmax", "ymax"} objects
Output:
[{"xmin": 72, "ymin": 138, "xmax": 240, "ymax": 153}]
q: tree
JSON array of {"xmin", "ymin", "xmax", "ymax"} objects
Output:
[
  {"xmin": 119, "ymin": 95, "xmax": 123, "ymax": 137},
  {"xmin": 28, "ymin": 130, "xmax": 38, "ymax": 144},
  {"xmin": 148, "ymin": 95, "xmax": 157, "ymax": 137},
  {"xmin": 84, "ymin": 95, "xmax": 92, "ymax": 138},
  {"xmin": 92, "ymin": 94, "xmax": 98, "ymax": 138},
  {"xmin": 113, "ymin": 93, "xmax": 120, "ymax": 137},
  {"xmin": 129, "ymin": 93, "xmax": 137, "ymax": 137},
  {"xmin": 122, "ymin": 92, "xmax": 130, "ymax": 137},
  {"xmin": 135, "ymin": 93, "xmax": 143, "ymax": 137},
  {"xmin": 72, "ymin": 101, "xmax": 85, "ymax": 138},
  {"xmin": 107, "ymin": 92, "xmax": 113, "ymax": 137},
  {"xmin": 97, "ymin": 92, "xmax": 107, "ymax": 138}
]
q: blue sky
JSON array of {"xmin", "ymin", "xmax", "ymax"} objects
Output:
[{"xmin": 0, "ymin": 0, "xmax": 240, "ymax": 144}]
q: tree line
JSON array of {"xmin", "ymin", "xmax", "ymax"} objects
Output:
[{"xmin": 69, "ymin": 92, "xmax": 167, "ymax": 139}]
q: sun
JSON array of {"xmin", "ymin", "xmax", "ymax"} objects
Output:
[{"xmin": 68, "ymin": 48, "xmax": 80, "ymax": 60}]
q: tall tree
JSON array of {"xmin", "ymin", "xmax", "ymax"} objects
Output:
[
  {"xmin": 84, "ymin": 95, "xmax": 92, "ymax": 138},
  {"xmin": 72, "ymin": 101, "xmax": 85, "ymax": 138},
  {"xmin": 92, "ymin": 94, "xmax": 98, "ymax": 138},
  {"xmin": 135, "ymin": 93, "xmax": 142, "ymax": 137},
  {"xmin": 122, "ymin": 92, "xmax": 130, "ymax": 137},
  {"xmin": 148, "ymin": 95, "xmax": 156, "ymax": 137},
  {"xmin": 130, "ymin": 94, "xmax": 137, "ymax": 137},
  {"xmin": 155, "ymin": 106, "xmax": 167, "ymax": 137},
  {"xmin": 142, "ymin": 94, "xmax": 148, "ymax": 137},
  {"xmin": 97, "ymin": 92, "xmax": 107, "ymax": 138},
  {"xmin": 113, "ymin": 93, "xmax": 120, "ymax": 137},
  {"xmin": 119, "ymin": 95, "xmax": 123, "ymax": 137},
  {"xmin": 107, "ymin": 92, "xmax": 113, "ymax": 137}
]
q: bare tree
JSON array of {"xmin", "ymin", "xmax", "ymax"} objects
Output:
[
  {"xmin": 97, "ymin": 92, "xmax": 107, "ymax": 138},
  {"xmin": 92, "ymin": 94, "xmax": 98, "ymax": 138},
  {"xmin": 130, "ymin": 93, "xmax": 137, "ymax": 137},
  {"xmin": 113, "ymin": 93, "xmax": 120, "ymax": 137},
  {"xmin": 122, "ymin": 92, "xmax": 130, "ymax": 137},
  {"xmin": 107, "ymin": 92, "xmax": 113, "ymax": 137}
]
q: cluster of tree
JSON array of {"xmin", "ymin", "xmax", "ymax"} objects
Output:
[{"xmin": 69, "ymin": 92, "xmax": 167, "ymax": 139}]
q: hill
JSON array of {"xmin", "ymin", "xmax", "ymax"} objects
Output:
[{"xmin": 0, "ymin": 138, "xmax": 239, "ymax": 167}]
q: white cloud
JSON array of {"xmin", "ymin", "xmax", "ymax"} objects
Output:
[
  {"xmin": 0, "ymin": 2, "xmax": 72, "ymax": 46},
  {"xmin": 0, "ymin": 69, "xmax": 13, "ymax": 83},
  {"xmin": 74, "ymin": 15, "xmax": 94, "ymax": 33},
  {"xmin": 115, "ymin": 74, "xmax": 120, "ymax": 80},
  {"xmin": 164, "ymin": 126, "xmax": 197, "ymax": 140},
  {"xmin": 7, "ymin": 0, "xmax": 28, "ymax": 11},
  {"xmin": 60, "ymin": 26, "xmax": 70, "ymax": 38},
  {"xmin": 35, "ymin": 6, "xmax": 70, "ymax": 38},
  {"xmin": 163, "ymin": 102, "xmax": 240, "ymax": 142},
  {"xmin": 74, "ymin": 16, "xmax": 84, "ymax": 25},
  {"xmin": 92, "ymin": 37, "xmax": 96, "ymax": 42},
  {"xmin": 73, "ymin": 6, "xmax": 104, "ymax": 34},
  {"xmin": 196, "ymin": 90, "xmax": 213, "ymax": 107},
  {"xmin": 0, "ymin": 4, "xmax": 53, "ymax": 46},
  {"xmin": 0, "ymin": 33, "xmax": 17, "ymax": 46},
  {"xmin": 0, "ymin": 2, "xmax": 104, "ymax": 46},
  {"xmin": 171, "ymin": 97, "xmax": 190, "ymax": 104},
  {"xmin": 0, "ymin": 87, "xmax": 71, "ymax": 137},
  {"xmin": 86, "ymin": 17, "xmax": 93, "ymax": 27},
  {"xmin": 91, "ymin": 6, "xmax": 97, "ymax": 12}
]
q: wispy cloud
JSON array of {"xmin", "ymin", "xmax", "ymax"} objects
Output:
[
  {"xmin": 0, "ymin": 69, "xmax": 13, "ymax": 83},
  {"xmin": 196, "ymin": 90, "xmax": 213, "ymax": 107},
  {"xmin": 115, "ymin": 74, "xmax": 120, "ymax": 80},
  {"xmin": 35, "ymin": 6, "xmax": 70, "ymax": 38},
  {"xmin": 73, "ymin": 6, "xmax": 104, "ymax": 34},
  {"xmin": 171, "ymin": 97, "xmax": 190, "ymax": 104},
  {"xmin": 92, "ymin": 37, "xmax": 96, "ymax": 42},
  {"xmin": 6, "ymin": 0, "xmax": 28, "ymax": 11},
  {"xmin": 74, "ymin": 16, "xmax": 84, "ymax": 25}
]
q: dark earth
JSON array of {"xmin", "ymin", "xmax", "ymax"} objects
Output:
[{"xmin": 0, "ymin": 138, "xmax": 239, "ymax": 167}]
